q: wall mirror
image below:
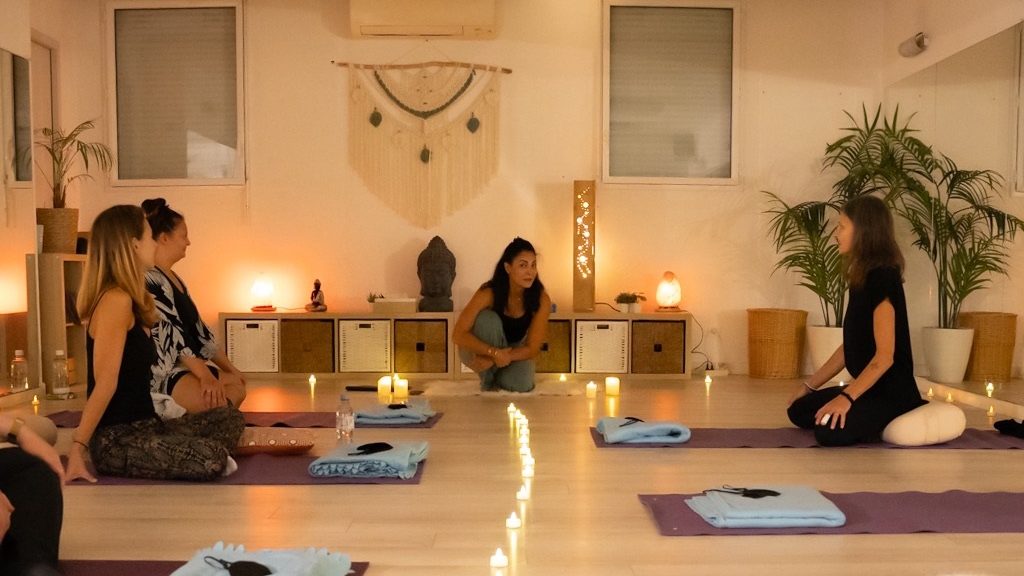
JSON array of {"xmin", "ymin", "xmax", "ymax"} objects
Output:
[
  {"xmin": 885, "ymin": 23, "xmax": 1023, "ymax": 194},
  {"xmin": 1, "ymin": 45, "xmax": 36, "ymax": 401}
]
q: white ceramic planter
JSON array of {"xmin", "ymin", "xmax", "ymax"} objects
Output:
[
  {"xmin": 922, "ymin": 327, "xmax": 975, "ymax": 384},
  {"xmin": 806, "ymin": 325, "xmax": 851, "ymax": 382}
]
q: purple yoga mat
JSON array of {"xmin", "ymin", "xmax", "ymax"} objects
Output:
[
  {"xmin": 639, "ymin": 491, "xmax": 1024, "ymax": 536},
  {"xmin": 66, "ymin": 453, "xmax": 424, "ymax": 486},
  {"xmin": 590, "ymin": 427, "xmax": 1024, "ymax": 449},
  {"xmin": 61, "ymin": 559, "xmax": 370, "ymax": 576},
  {"xmin": 48, "ymin": 410, "xmax": 443, "ymax": 429}
]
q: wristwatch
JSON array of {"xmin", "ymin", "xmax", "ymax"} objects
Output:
[{"xmin": 7, "ymin": 417, "xmax": 24, "ymax": 444}]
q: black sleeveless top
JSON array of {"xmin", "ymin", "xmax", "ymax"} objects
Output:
[
  {"xmin": 87, "ymin": 319, "xmax": 158, "ymax": 428},
  {"xmin": 498, "ymin": 310, "xmax": 533, "ymax": 345},
  {"xmin": 842, "ymin": 266, "xmax": 924, "ymax": 412}
]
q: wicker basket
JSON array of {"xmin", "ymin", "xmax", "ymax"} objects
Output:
[
  {"xmin": 957, "ymin": 312, "xmax": 1017, "ymax": 382},
  {"xmin": 36, "ymin": 208, "xmax": 79, "ymax": 253},
  {"xmin": 748, "ymin": 308, "xmax": 807, "ymax": 379}
]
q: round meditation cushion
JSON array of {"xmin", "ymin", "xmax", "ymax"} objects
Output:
[{"xmin": 881, "ymin": 401, "xmax": 966, "ymax": 446}]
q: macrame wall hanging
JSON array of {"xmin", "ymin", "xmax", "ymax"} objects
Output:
[{"xmin": 334, "ymin": 59, "xmax": 511, "ymax": 228}]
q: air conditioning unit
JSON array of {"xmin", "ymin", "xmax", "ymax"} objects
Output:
[{"xmin": 350, "ymin": 0, "xmax": 497, "ymax": 39}]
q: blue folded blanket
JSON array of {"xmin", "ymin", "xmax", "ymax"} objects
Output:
[
  {"xmin": 308, "ymin": 441, "xmax": 429, "ymax": 479},
  {"xmin": 356, "ymin": 402, "xmax": 436, "ymax": 424},
  {"xmin": 596, "ymin": 417, "xmax": 691, "ymax": 444},
  {"xmin": 685, "ymin": 485, "xmax": 846, "ymax": 528}
]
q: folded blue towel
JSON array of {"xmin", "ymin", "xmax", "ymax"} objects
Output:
[
  {"xmin": 596, "ymin": 417, "xmax": 691, "ymax": 444},
  {"xmin": 685, "ymin": 485, "xmax": 846, "ymax": 528},
  {"xmin": 308, "ymin": 441, "xmax": 429, "ymax": 479},
  {"xmin": 356, "ymin": 402, "xmax": 436, "ymax": 425}
]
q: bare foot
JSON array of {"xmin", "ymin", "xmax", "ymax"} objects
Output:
[{"xmin": 467, "ymin": 354, "xmax": 495, "ymax": 373}]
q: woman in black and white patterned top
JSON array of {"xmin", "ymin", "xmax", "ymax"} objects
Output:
[{"xmin": 142, "ymin": 198, "xmax": 247, "ymax": 414}]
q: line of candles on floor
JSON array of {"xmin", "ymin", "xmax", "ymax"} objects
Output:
[
  {"xmin": 489, "ymin": 402, "xmax": 537, "ymax": 572},
  {"xmin": 925, "ymin": 384, "xmax": 998, "ymax": 418}
]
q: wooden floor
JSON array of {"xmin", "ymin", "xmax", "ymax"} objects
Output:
[{"xmin": 15, "ymin": 374, "xmax": 1024, "ymax": 575}]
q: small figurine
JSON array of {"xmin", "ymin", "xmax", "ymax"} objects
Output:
[{"xmin": 305, "ymin": 279, "xmax": 327, "ymax": 312}]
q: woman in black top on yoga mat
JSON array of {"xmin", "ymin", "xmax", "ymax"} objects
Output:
[{"xmin": 787, "ymin": 195, "xmax": 925, "ymax": 446}]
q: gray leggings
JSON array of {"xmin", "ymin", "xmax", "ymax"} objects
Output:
[
  {"xmin": 459, "ymin": 309, "xmax": 536, "ymax": 392},
  {"xmin": 90, "ymin": 405, "xmax": 244, "ymax": 481}
]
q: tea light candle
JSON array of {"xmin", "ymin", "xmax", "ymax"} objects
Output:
[
  {"xmin": 605, "ymin": 376, "xmax": 620, "ymax": 396},
  {"xmin": 704, "ymin": 374, "xmax": 712, "ymax": 385},
  {"xmin": 519, "ymin": 444, "xmax": 531, "ymax": 456},
  {"xmin": 516, "ymin": 484, "xmax": 530, "ymax": 500},
  {"xmin": 987, "ymin": 405, "xmax": 995, "ymax": 417},
  {"xmin": 489, "ymin": 548, "xmax": 509, "ymax": 568},
  {"xmin": 505, "ymin": 512, "xmax": 522, "ymax": 529},
  {"xmin": 586, "ymin": 381, "xmax": 597, "ymax": 398},
  {"xmin": 507, "ymin": 403, "xmax": 517, "ymax": 414},
  {"xmin": 518, "ymin": 433, "xmax": 530, "ymax": 445},
  {"xmin": 393, "ymin": 378, "xmax": 409, "ymax": 399},
  {"xmin": 986, "ymin": 382, "xmax": 994, "ymax": 397},
  {"xmin": 927, "ymin": 387, "xmax": 934, "ymax": 398},
  {"xmin": 945, "ymin": 392, "xmax": 954, "ymax": 403},
  {"xmin": 522, "ymin": 455, "xmax": 535, "ymax": 467},
  {"xmin": 378, "ymin": 376, "xmax": 392, "ymax": 394},
  {"xmin": 522, "ymin": 465, "xmax": 535, "ymax": 478},
  {"xmin": 31, "ymin": 395, "xmax": 40, "ymax": 406},
  {"xmin": 308, "ymin": 374, "xmax": 317, "ymax": 387},
  {"xmin": 559, "ymin": 373, "xmax": 567, "ymax": 382}
]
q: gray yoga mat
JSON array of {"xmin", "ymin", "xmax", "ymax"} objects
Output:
[
  {"xmin": 66, "ymin": 453, "xmax": 424, "ymax": 486},
  {"xmin": 639, "ymin": 490, "xmax": 1024, "ymax": 536},
  {"xmin": 61, "ymin": 559, "xmax": 370, "ymax": 576},
  {"xmin": 590, "ymin": 427, "xmax": 1024, "ymax": 449},
  {"xmin": 48, "ymin": 410, "xmax": 443, "ymax": 429}
]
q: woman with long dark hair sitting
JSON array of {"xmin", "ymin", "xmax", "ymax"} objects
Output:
[{"xmin": 453, "ymin": 237, "xmax": 551, "ymax": 392}]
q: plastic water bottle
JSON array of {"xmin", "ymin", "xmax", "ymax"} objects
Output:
[
  {"xmin": 51, "ymin": 349, "xmax": 71, "ymax": 399},
  {"xmin": 336, "ymin": 394, "xmax": 355, "ymax": 443},
  {"xmin": 9, "ymin": 350, "xmax": 28, "ymax": 391}
]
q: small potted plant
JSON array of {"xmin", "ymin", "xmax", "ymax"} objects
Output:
[
  {"xmin": 34, "ymin": 119, "xmax": 114, "ymax": 253},
  {"xmin": 614, "ymin": 292, "xmax": 645, "ymax": 313}
]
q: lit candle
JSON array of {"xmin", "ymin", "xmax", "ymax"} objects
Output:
[
  {"xmin": 559, "ymin": 373, "xmax": 567, "ymax": 382},
  {"xmin": 308, "ymin": 374, "xmax": 317, "ymax": 387},
  {"xmin": 605, "ymin": 376, "xmax": 620, "ymax": 396},
  {"xmin": 927, "ymin": 387, "xmax": 934, "ymax": 398},
  {"xmin": 519, "ymin": 444, "xmax": 531, "ymax": 456},
  {"xmin": 518, "ymin": 432, "xmax": 530, "ymax": 445},
  {"xmin": 507, "ymin": 403, "xmax": 517, "ymax": 414},
  {"xmin": 516, "ymin": 484, "xmax": 530, "ymax": 500},
  {"xmin": 505, "ymin": 512, "xmax": 522, "ymax": 529},
  {"xmin": 986, "ymin": 382, "xmax": 994, "ymax": 398},
  {"xmin": 586, "ymin": 381, "xmax": 597, "ymax": 398},
  {"xmin": 987, "ymin": 405, "xmax": 995, "ymax": 417},
  {"xmin": 945, "ymin": 392, "xmax": 954, "ymax": 403},
  {"xmin": 522, "ymin": 465, "xmax": 535, "ymax": 478},
  {"xmin": 522, "ymin": 454, "xmax": 535, "ymax": 467},
  {"xmin": 377, "ymin": 375, "xmax": 392, "ymax": 394},
  {"xmin": 704, "ymin": 374, "xmax": 712, "ymax": 385},
  {"xmin": 489, "ymin": 547, "xmax": 509, "ymax": 568},
  {"xmin": 31, "ymin": 394, "xmax": 40, "ymax": 406},
  {"xmin": 393, "ymin": 378, "xmax": 409, "ymax": 400}
]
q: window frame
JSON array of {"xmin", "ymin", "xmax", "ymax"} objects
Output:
[
  {"xmin": 105, "ymin": 0, "xmax": 246, "ymax": 188},
  {"xmin": 602, "ymin": 0, "xmax": 740, "ymax": 186}
]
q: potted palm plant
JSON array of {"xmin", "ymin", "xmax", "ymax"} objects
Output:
[
  {"xmin": 885, "ymin": 130, "xmax": 1024, "ymax": 383},
  {"xmin": 34, "ymin": 119, "xmax": 113, "ymax": 253},
  {"xmin": 763, "ymin": 105, "xmax": 908, "ymax": 378}
]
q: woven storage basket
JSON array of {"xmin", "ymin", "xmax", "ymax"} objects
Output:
[
  {"xmin": 748, "ymin": 308, "xmax": 807, "ymax": 379},
  {"xmin": 36, "ymin": 208, "xmax": 79, "ymax": 253},
  {"xmin": 957, "ymin": 312, "xmax": 1017, "ymax": 382}
]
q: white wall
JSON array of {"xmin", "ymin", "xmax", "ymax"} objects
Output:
[{"xmin": 19, "ymin": 0, "xmax": 1023, "ymax": 376}]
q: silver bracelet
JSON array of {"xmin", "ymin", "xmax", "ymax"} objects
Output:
[{"xmin": 803, "ymin": 381, "xmax": 817, "ymax": 392}]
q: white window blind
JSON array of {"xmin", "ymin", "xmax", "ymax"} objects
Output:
[
  {"xmin": 114, "ymin": 6, "xmax": 242, "ymax": 182},
  {"xmin": 605, "ymin": 3, "xmax": 734, "ymax": 182}
]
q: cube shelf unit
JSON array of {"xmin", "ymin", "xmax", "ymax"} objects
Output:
[
  {"xmin": 26, "ymin": 253, "xmax": 87, "ymax": 395},
  {"xmin": 220, "ymin": 310, "xmax": 692, "ymax": 379},
  {"xmin": 220, "ymin": 312, "xmax": 455, "ymax": 378}
]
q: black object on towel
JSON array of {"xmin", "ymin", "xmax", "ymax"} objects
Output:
[
  {"xmin": 204, "ymin": 557, "xmax": 273, "ymax": 576},
  {"xmin": 348, "ymin": 442, "xmax": 393, "ymax": 456},
  {"xmin": 702, "ymin": 485, "xmax": 781, "ymax": 499}
]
